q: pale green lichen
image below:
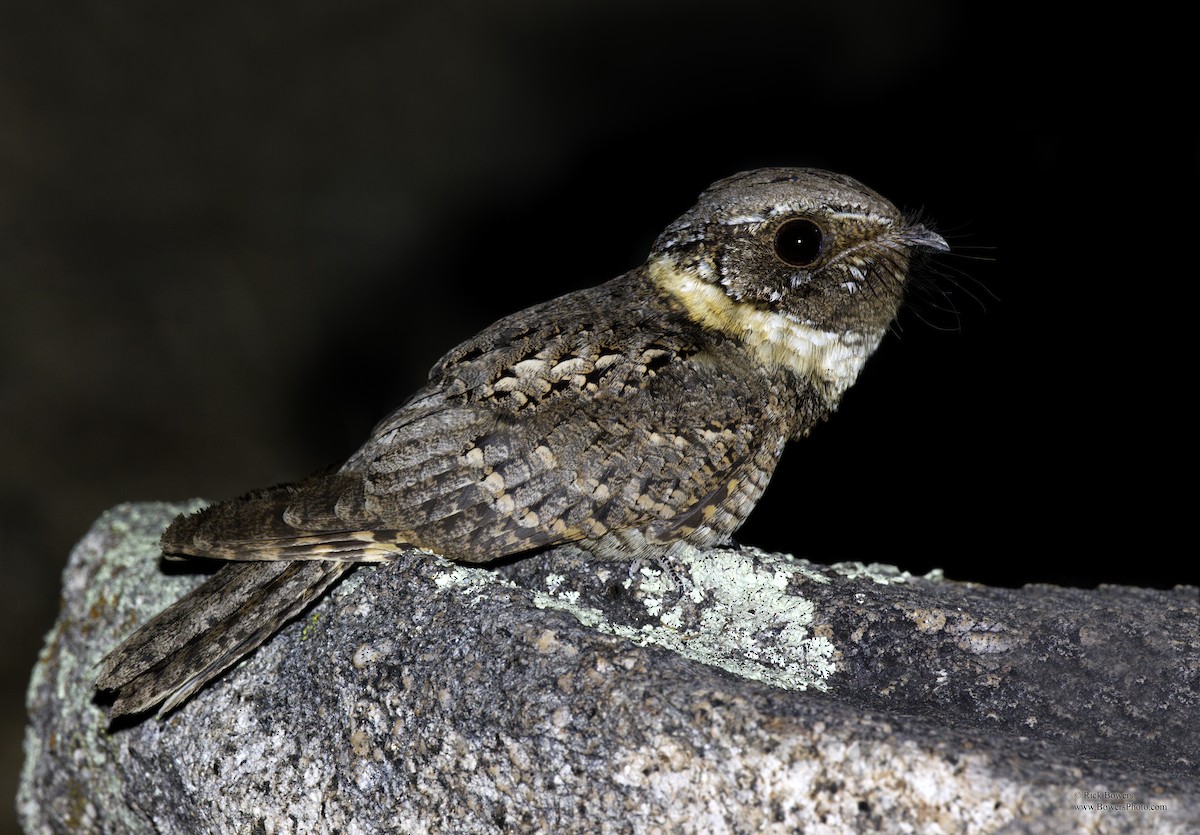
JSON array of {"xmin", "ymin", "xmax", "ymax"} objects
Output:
[
  {"xmin": 431, "ymin": 558, "xmax": 498, "ymax": 594},
  {"xmin": 748, "ymin": 549, "xmax": 832, "ymax": 586},
  {"xmin": 830, "ymin": 561, "xmax": 922, "ymax": 585},
  {"xmin": 385, "ymin": 547, "xmax": 855, "ymax": 693},
  {"xmin": 533, "ymin": 547, "xmax": 837, "ymax": 692}
]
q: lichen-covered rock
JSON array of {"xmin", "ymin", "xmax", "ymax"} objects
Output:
[{"xmin": 19, "ymin": 503, "xmax": 1200, "ymax": 833}]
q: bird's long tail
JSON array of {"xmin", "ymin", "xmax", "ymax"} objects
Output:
[{"xmin": 95, "ymin": 559, "xmax": 351, "ymax": 720}]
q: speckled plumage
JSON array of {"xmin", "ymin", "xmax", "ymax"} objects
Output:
[{"xmin": 95, "ymin": 168, "xmax": 947, "ymax": 719}]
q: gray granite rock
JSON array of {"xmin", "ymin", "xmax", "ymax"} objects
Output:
[{"xmin": 19, "ymin": 503, "xmax": 1200, "ymax": 833}]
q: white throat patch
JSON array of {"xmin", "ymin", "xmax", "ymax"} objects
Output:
[{"xmin": 649, "ymin": 257, "xmax": 883, "ymax": 402}]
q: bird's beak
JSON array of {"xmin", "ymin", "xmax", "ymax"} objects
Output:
[{"xmin": 903, "ymin": 225, "xmax": 950, "ymax": 252}]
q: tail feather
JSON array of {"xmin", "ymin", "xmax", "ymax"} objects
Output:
[
  {"xmin": 96, "ymin": 560, "xmax": 351, "ymax": 719},
  {"xmin": 159, "ymin": 474, "xmax": 411, "ymax": 563},
  {"xmin": 162, "ymin": 526, "xmax": 408, "ymax": 563},
  {"xmin": 96, "ymin": 471, "xmax": 411, "ymax": 719}
]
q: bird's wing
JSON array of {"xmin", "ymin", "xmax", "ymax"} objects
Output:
[{"xmin": 357, "ymin": 337, "xmax": 784, "ymax": 562}]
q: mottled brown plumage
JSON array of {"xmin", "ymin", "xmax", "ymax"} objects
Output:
[{"xmin": 95, "ymin": 168, "xmax": 947, "ymax": 719}]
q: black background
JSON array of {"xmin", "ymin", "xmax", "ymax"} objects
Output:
[{"xmin": 2, "ymin": 3, "xmax": 1194, "ymax": 830}]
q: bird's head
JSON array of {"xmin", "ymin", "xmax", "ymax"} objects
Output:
[{"xmin": 649, "ymin": 167, "xmax": 947, "ymax": 401}]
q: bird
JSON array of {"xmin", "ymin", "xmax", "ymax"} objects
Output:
[{"xmin": 95, "ymin": 167, "xmax": 948, "ymax": 720}]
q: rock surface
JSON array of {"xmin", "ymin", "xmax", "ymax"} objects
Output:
[{"xmin": 19, "ymin": 503, "xmax": 1200, "ymax": 834}]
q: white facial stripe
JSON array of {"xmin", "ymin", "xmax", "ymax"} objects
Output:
[
  {"xmin": 826, "ymin": 210, "xmax": 893, "ymax": 225},
  {"xmin": 649, "ymin": 258, "xmax": 882, "ymax": 402},
  {"xmin": 724, "ymin": 214, "xmax": 768, "ymax": 226}
]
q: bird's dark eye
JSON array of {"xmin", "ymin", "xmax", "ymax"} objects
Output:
[{"xmin": 773, "ymin": 219, "xmax": 824, "ymax": 267}]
